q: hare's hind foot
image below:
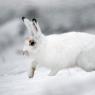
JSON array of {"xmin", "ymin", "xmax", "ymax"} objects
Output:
[{"xmin": 48, "ymin": 70, "xmax": 59, "ymax": 76}]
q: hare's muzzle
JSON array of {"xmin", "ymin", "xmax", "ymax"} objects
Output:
[
  {"xmin": 17, "ymin": 49, "xmax": 29, "ymax": 56},
  {"xmin": 23, "ymin": 50, "xmax": 29, "ymax": 56}
]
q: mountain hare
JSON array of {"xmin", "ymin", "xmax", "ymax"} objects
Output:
[{"xmin": 20, "ymin": 17, "xmax": 95, "ymax": 78}]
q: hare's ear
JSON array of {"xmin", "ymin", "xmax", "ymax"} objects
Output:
[
  {"xmin": 22, "ymin": 17, "xmax": 33, "ymax": 35},
  {"xmin": 32, "ymin": 18, "xmax": 42, "ymax": 33}
]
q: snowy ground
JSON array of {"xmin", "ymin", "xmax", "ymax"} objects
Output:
[
  {"xmin": 0, "ymin": 19, "xmax": 95, "ymax": 95},
  {"xmin": 0, "ymin": 41, "xmax": 95, "ymax": 95}
]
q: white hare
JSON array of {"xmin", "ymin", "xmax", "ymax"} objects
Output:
[{"xmin": 21, "ymin": 17, "xmax": 95, "ymax": 78}]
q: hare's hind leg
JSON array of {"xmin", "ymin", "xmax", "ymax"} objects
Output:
[
  {"xmin": 28, "ymin": 61, "xmax": 37, "ymax": 78},
  {"xmin": 48, "ymin": 69, "xmax": 59, "ymax": 76}
]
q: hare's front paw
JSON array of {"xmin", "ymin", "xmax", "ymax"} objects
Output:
[
  {"xmin": 28, "ymin": 67, "xmax": 36, "ymax": 78},
  {"xmin": 28, "ymin": 74, "xmax": 33, "ymax": 78}
]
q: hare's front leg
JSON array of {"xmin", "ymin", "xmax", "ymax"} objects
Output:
[{"xmin": 28, "ymin": 61, "xmax": 37, "ymax": 78}]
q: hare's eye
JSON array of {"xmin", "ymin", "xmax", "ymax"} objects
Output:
[{"xmin": 29, "ymin": 40, "xmax": 36, "ymax": 46}]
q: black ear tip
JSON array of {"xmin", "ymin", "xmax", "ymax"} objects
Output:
[
  {"xmin": 32, "ymin": 18, "xmax": 37, "ymax": 23},
  {"xmin": 22, "ymin": 17, "xmax": 25, "ymax": 21}
]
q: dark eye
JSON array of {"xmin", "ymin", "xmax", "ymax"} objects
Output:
[{"xmin": 29, "ymin": 40, "xmax": 36, "ymax": 46}]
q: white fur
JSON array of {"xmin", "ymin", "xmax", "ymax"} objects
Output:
[{"xmin": 22, "ymin": 18, "xmax": 95, "ymax": 78}]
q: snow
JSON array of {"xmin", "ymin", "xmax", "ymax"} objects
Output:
[
  {"xmin": 0, "ymin": 19, "xmax": 21, "ymax": 35},
  {"xmin": 0, "ymin": 17, "xmax": 95, "ymax": 95},
  {"xmin": 1, "ymin": 41, "xmax": 95, "ymax": 95}
]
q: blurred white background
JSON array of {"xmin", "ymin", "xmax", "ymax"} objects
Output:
[{"xmin": 1, "ymin": 0, "xmax": 95, "ymax": 95}]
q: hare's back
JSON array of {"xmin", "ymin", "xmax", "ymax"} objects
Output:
[{"xmin": 46, "ymin": 32, "xmax": 78, "ymax": 47}]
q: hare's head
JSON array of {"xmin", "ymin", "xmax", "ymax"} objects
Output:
[{"xmin": 22, "ymin": 17, "xmax": 44, "ymax": 55}]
